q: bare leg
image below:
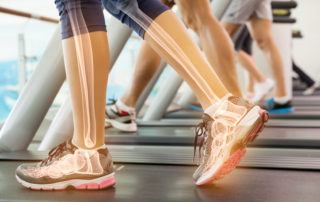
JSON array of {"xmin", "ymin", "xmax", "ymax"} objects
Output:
[
  {"xmin": 250, "ymin": 17, "xmax": 287, "ymax": 97},
  {"xmin": 144, "ymin": 10, "xmax": 229, "ymax": 108},
  {"xmin": 175, "ymin": 0, "xmax": 242, "ymax": 96},
  {"xmin": 121, "ymin": 42, "xmax": 161, "ymax": 107},
  {"xmin": 238, "ymin": 50, "xmax": 266, "ymax": 83},
  {"xmin": 62, "ymin": 31, "xmax": 109, "ymax": 149},
  {"xmin": 247, "ymin": 74, "xmax": 255, "ymax": 94}
]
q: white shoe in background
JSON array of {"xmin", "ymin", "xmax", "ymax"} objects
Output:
[{"xmin": 251, "ymin": 78, "xmax": 274, "ymax": 103}]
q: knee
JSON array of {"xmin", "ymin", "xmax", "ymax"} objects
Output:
[
  {"xmin": 183, "ymin": 15, "xmax": 197, "ymax": 32},
  {"xmin": 255, "ymin": 35, "xmax": 273, "ymax": 51}
]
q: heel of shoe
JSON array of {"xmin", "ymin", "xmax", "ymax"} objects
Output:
[{"xmin": 243, "ymin": 108, "xmax": 268, "ymax": 144}]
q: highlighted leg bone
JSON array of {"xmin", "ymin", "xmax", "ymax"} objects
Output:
[
  {"xmin": 67, "ymin": 3, "xmax": 97, "ymax": 148},
  {"xmin": 109, "ymin": 0, "xmax": 219, "ymax": 102}
]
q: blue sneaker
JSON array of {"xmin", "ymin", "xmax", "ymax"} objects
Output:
[{"xmin": 263, "ymin": 98, "xmax": 294, "ymax": 114}]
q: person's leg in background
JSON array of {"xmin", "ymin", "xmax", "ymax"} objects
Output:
[
  {"xmin": 106, "ymin": 42, "xmax": 161, "ymax": 132},
  {"xmin": 121, "ymin": 42, "xmax": 161, "ymax": 108},
  {"xmin": 292, "ymin": 60, "xmax": 319, "ymax": 95},
  {"xmin": 249, "ymin": 16, "xmax": 292, "ymax": 112},
  {"xmin": 235, "ymin": 26, "xmax": 274, "ymax": 102},
  {"xmin": 175, "ymin": 0, "xmax": 242, "ymax": 96},
  {"xmin": 222, "ymin": 0, "xmax": 292, "ymax": 112},
  {"xmin": 105, "ymin": 0, "xmax": 173, "ymax": 132},
  {"xmin": 16, "ymin": 0, "xmax": 115, "ymax": 190}
]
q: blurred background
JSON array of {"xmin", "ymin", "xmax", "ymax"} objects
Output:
[{"xmin": 0, "ymin": 0, "xmax": 319, "ymax": 123}]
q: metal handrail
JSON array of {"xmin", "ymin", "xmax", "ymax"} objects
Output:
[{"xmin": 0, "ymin": 6, "xmax": 58, "ymax": 23}]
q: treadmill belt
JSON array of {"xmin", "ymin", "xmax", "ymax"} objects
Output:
[
  {"xmin": 87, "ymin": 126, "xmax": 320, "ymax": 148},
  {"xmin": 1, "ymin": 161, "xmax": 320, "ymax": 202},
  {"xmin": 2, "ymin": 147, "xmax": 320, "ymax": 170},
  {"xmin": 164, "ymin": 109, "xmax": 320, "ymax": 119},
  {"xmin": 138, "ymin": 119, "xmax": 320, "ymax": 128},
  {"xmin": 293, "ymin": 96, "xmax": 320, "ymax": 106}
]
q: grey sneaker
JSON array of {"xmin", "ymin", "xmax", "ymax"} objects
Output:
[
  {"xmin": 16, "ymin": 140, "xmax": 115, "ymax": 190},
  {"xmin": 193, "ymin": 95, "xmax": 268, "ymax": 185}
]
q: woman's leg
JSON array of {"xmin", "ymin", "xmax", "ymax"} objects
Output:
[
  {"xmin": 175, "ymin": 0, "xmax": 242, "ymax": 96},
  {"xmin": 103, "ymin": 0, "xmax": 229, "ymax": 108},
  {"xmin": 139, "ymin": 9, "xmax": 267, "ymax": 185},
  {"xmin": 16, "ymin": 0, "xmax": 115, "ymax": 190},
  {"xmin": 143, "ymin": 10, "xmax": 229, "ymax": 108},
  {"xmin": 58, "ymin": 0, "xmax": 110, "ymax": 149},
  {"xmin": 62, "ymin": 31, "xmax": 109, "ymax": 149}
]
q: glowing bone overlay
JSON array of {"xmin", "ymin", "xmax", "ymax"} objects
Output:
[
  {"xmin": 67, "ymin": 2, "xmax": 97, "ymax": 148},
  {"xmin": 22, "ymin": 150, "xmax": 103, "ymax": 178},
  {"xmin": 66, "ymin": 0, "xmax": 223, "ymax": 149},
  {"xmin": 197, "ymin": 99, "xmax": 248, "ymax": 167},
  {"xmin": 108, "ymin": 0, "xmax": 219, "ymax": 102}
]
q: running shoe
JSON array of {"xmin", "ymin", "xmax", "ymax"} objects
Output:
[
  {"xmin": 263, "ymin": 98, "xmax": 294, "ymax": 114},
  {"xmin": 193, "ymin": 95, "xmax": 268, "ymax": 185},
  {"xmin": 251, "ymin": 78, "xmax": 274, "ymax": 103},
  {"xmin": 16, "ymin": 140, "xmax": 115, "ymax": 190},
  {"xmin": 105, "ymin": 99, "xmax": 137, "ymax": 132}
]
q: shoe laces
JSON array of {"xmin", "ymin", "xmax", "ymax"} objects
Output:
[
  {"xmin": 40, "ymin": 141, "xmax": 75, "ymax": 166},
  {"xmin": 193, "ymin": 115, "xmax": 212, "ymax": 163},
  {"xmin": 193, "ymin": 103, "xmax": 246, "ymax": 165}
]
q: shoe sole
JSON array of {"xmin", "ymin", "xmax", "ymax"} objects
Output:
[
  {"xmin": 195, "ymin": 108, "xmax": 269, "ymax": 185},
  {"xmin": 16, "ymin": 172, "xmax": 116, "ymax": 191},
  {"xmin": 105, "ymin": 119, "xmax": 137, "ymax": 132},
  {"xmin": 268, "ymin": 107, "xmax": 294, "ymax": 114}
]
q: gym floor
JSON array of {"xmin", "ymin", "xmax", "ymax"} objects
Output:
[{"xmin": 1, "ymin": 161, "xmax": 319, "ymax": 202}]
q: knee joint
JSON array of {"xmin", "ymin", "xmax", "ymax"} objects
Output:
[{"xmin": 256, "ymin": 36, "xmax": 272, "ymax": 50}]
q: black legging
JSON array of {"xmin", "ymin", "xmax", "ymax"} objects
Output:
[
  {"xmin": 234, "ymin": 25, "xmax": 252, "ymax": 55},
  {"xmin": 292, "ymin": 60, "xmax": 315, "ymax": 88}
]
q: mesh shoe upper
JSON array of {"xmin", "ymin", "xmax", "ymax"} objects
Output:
[
  {"xmin": 16, "ymin": 141, "xmax": 114, "ymax": 184},
  {"xmin": 193, "ymin": 95, "xmax": 255, "ymax": 181}
]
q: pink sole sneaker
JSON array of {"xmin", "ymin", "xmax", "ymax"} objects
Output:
[
  {"xmin": 75, "ymin": 176, "xmax": 116, "ymax": 190},
  {"xmin": 197, "ymin": 109, "xmax": 269, "ymax": 185},
  {"xmin": 16, "ymin": 173, "xmax": 116, "ymax": 191}
]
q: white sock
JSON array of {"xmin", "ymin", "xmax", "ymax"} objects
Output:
[
  {"xmin": 116, "ymin": 99, "xmax": 135, "ymax": 113},
  {"xmin": 274, "ymin": 96, "xmax": 291, "ymax": 104}
]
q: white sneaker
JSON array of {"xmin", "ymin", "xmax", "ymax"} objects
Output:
[
  {"xmin": 303, "ymin": 82, "xmax": 319, "ymax": 95},
  {"xmin": 193, "ymin": 95, "xmax": 269, "ymax": 185},
  {"xmin": 105, "ymin": 100, "xmax": 137, "ymax": 132},
  {"xmin": 251, "ymin": 78, "xmax": 274, "ymax": 103}
]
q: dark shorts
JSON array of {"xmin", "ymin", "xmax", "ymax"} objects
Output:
[
  {"xmin": 55, "ymin": 0, "xmax": 168, "ymax": 39},
  {"xmin": 234, "ymin": 26, "xmax": 252, "ymax": 55}
]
